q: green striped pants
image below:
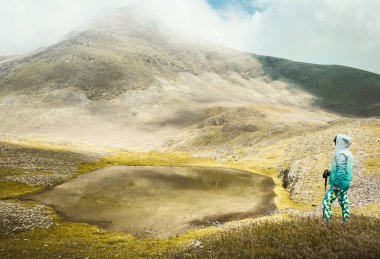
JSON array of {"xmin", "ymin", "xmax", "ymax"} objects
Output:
[{"xmin": 322, "ymin": 188, "xmax": 350, "ymax": 221}]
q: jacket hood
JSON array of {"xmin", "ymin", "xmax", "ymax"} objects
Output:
[{"xmin": 335, "ymin": 134, "xmax": 352, "ymax": 149}]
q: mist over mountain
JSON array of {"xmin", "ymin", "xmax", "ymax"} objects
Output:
[{"xmin": 0, "ymin": 7, "xmax": 379, "ymax": 151}]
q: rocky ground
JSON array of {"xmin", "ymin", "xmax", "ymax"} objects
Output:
[
  {"xmin": 282, "ymin": 119, "xmax": 380, "ymax": 209},
  {"xmin": 0, "ymin": 141, "xmax": 100, "ymax": 187},
  {"xmin": 0, "ymin": 140, "xmax": 103, "ymax": 235},
  {"xmin": 0, "ymin": 201, "xmax": 53, "ymax": 235},
  {"xmin": 165, "ymin": 112, "xmax": 380, "ymax": 213}
]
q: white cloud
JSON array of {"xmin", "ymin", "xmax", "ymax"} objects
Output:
[
  {"xmin": 247, "ymin": 0, "xmax": 380, "ymax": 74},
  {"xmin": 0, "ymin": 0, "xmax": 379, "ymax": 74},
  {"xmin": 0, "ymin": 0, "xmax": 127, "ymax": 56}
]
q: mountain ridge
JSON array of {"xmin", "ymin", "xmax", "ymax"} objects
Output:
[
  {"xmin": 1, "ymin": 11, "xmax": 378, "ymax": 115},
  {"xmin": 0, "ymin": 8, "xmax": 379, "ymax": 151},
  {"xmin": 257, "ymin": 55, "xmax": 380, "ymax": 116}
]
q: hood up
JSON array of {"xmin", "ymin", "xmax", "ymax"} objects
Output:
[{"xmin": 335, "ymin": 134, "xmax": 352, "ymax": 150}]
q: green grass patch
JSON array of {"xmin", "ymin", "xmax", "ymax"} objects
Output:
[
  {"xmin": 0, "ymin": 222, "xmax": 168, "ymax": 258},
  {"xmin": 0, "ymin": 182, "xmax": 43, "ymax": 199},
  {"xmin": 0, "ymin": 209, "xmax": 290, "ymax": 258},
  {"xmin": 170, "ymin": 215, "xmax": 380, "ymax": 258},
  {"xmin": 0, "ymin": 215, "xmax": 224, "ymax": 258}
]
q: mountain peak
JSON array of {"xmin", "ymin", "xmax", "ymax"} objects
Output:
[{"xmin": 0, "ymin": 6, "xmax": 379, "ymax": 116}]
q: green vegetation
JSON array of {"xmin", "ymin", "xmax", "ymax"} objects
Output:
[
  {"xmin": 0, "ymin": 207, "xmax": 228, "ymax": 258},
  {"xmin": 170, "ymin": 215, "xmax": 380, "ymax": 258},
  {"xmin": 257, "ymin": 55, "xmax": 380, "ymax": 116},
  {"xmin": 0, "ymin": 182, "xmax": 43, "ymax": 199}
]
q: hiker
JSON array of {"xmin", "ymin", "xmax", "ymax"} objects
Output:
[{"xmin": 322, "ymin": 134, "xmax": 354, "ymax": 222}]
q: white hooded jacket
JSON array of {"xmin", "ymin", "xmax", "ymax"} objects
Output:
[{"xmin": 329, "ymin": 134, "xmax": 354, "ymax": 191}]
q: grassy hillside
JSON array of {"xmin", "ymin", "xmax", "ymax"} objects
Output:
[{"xmin": 257, "ymin": 55, "xmax": 380, "ymax": 116}]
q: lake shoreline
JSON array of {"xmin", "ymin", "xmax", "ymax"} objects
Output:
[{"xmin": 28, "ymin": 165, "xmax": 276, "ymax": 238}]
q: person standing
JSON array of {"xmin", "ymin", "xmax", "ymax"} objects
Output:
[{"xmin": 322, "ymin": 134, "xmax": 354, "ymax": 222}]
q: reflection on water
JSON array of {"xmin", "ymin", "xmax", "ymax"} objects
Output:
[{"xmin": 29, "ymin": 166, "xmax": 275, "ymax": 238}]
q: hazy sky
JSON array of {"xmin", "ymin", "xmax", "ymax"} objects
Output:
[{"xmin": 0, "ymin": 0, "xmax": 379, "ymax": 74}]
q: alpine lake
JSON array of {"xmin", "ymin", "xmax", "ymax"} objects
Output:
[{"xmin": 28, "ymin": 166, "xmax": 275, "ymax": 238}]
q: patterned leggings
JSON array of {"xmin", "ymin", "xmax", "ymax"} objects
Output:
[{"xmin": 322, "ymin": 188, "xmax": 350, "ymax": 221}]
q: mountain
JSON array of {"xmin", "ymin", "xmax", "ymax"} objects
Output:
[
  {"xmin": 0, "ymin": 7, "xmax": 379, "ymax": 151},
  {"xmin": 258, "ymin": 55, "xmax": 380, "ymax": 116}
]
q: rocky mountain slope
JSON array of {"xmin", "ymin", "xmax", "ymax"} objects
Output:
[{"xmin": 0, "ymin": 8, "xmax": 379, "ymax": 151}]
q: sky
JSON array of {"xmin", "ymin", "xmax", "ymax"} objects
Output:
[{"xmin": 0, "ymin": 0, "xmax": 379, "ymax": 74}]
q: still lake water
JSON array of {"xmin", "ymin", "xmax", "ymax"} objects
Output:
[{"xmin": 30, "ymin": 166, "xmax": 275, "ymax": 238}]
